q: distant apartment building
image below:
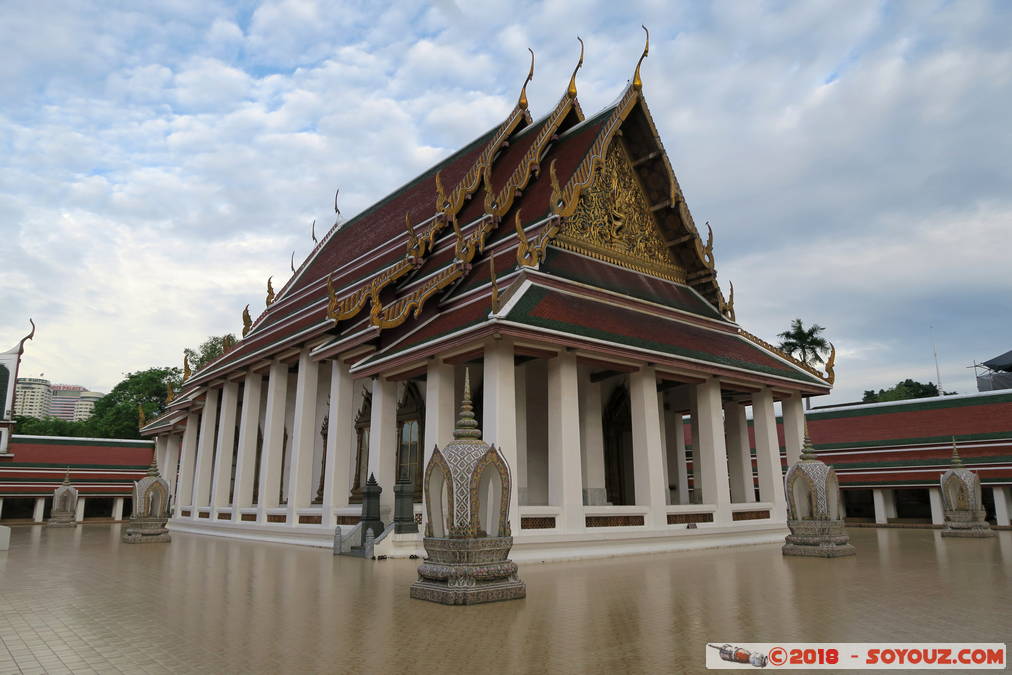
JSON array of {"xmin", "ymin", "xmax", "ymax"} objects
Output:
[
  {"xmin": 14, "ymin": 379, "xmax": 104, "ymax": 421},
  {"xmin": 13, "ymin": 378, "xmax": 51, "ymax": 419}
]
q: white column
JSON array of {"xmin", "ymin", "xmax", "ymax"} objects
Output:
[
  {"xmin": 367, "ymin": 375, "xmax": 397, "ymax": 519},
  {"xmin": 694, "ymin": 377, "xmax": 732, "ymax": 523},
  {"xmin": 992, "ymin": 487, "xmax": 1011, "ymax": 527},
  {"xmin": 547, "ymin": 352, "xmax": 584, "ymax": 532},
  {"xmin": 782, "ymin": 394, "xmax": 805, "ymax": 465},
  {"xmin": 112, "ymin": 497, "xmax": 124, "ymax": 521},
  {"xmin": 928, "ymin": 486, "xmax": 944, "ymax": 525},
  {"xmin": 257, "ymin": 359, "xmax": 289, "ymax": 522},
  {"xmin": 175, "ymin": 413, "xmax": 199, "ymax": 513},
  {"xmin": 884, "ymin": 489, "xmax": 897, "ymax": 519},
  {"xmin": 210, "ymin": 381, "xmax": 239, "ymax": 513},
  {"xmin": 724, "ymin": 402, "xmax": 755, "ymax": 503},
  {"xmin": 163, "ymin": 434, "xmax": 181, "ymax": 497},
  {"xmin": 483, "ymin": 339, "xmax": 520, "ymax": 534},
  {"xmin": 673, "ymin": 414, "xmax": 689, "ymax": 505},
  {"xmin": 629, "ymin": 366, "xmax": 669, "ymax": 528},
  {"xmin": 322, "ymin": 360, "xmax": 355, "ymax": 527},
  {"xmin": 753, "ymin": 387, "xmax": 787, "ymax": 520},
  {"xmin": 580, "ymin": 375, "xmax": 608, "ymax": 506},
  {"xmin": 872, "ymin": 488, "xmax": 889, "ymax": 524},
  {"xmin": 191, "ymin": 387, "xmax": 220, "ymax": 516},
  {"xmin": 231, "ymin": 371, "xmax": 263, "ymax": 521},
  {"xmin": 286, "ymin": 349, "xmax": 321, "ymax": 521},
  {"xmin": 33, "ymin": 497, "xmax": 45, "ymax": 522},
  {"xmin": 75, "ymin": 496, "xmax": 86, "ymax": 522},
  {"xmin": 423, "ymin": 360, "xmax": 455, "ymax": 468}
]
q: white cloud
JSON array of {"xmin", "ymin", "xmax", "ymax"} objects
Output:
[{"xmin": 0, "ymin": 0, "xmax": 1009, "ymax": 402}]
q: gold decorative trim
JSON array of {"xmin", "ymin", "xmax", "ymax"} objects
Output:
[
  {"xmin": 369, "ymin": 215, "xmax": 497, "ymax": 330},
  {"xmin": 182, "ymin": 355, "xmax": 191, "ymax": 381},
  {"xmin": 824, "ymin": 342, "xmax": 836, "ymax": 385},
  {"xmin": 489, "ymin": 252, "xmax": 501, "ymax": 313},
  {"xmin": 552, "ymin": 235, "xmax": 686, "ymax": 283},
  {"xmin": 486, "ymin": 38, "xmax": 586, "ymax": 221},
  {"xmin": 515, "ymin": 210, "xmax": 558, "ymax": 268},
  {"xmin": 737, "ymin": 327, "xmax": 831, "ymax": 383},
  {"xmin": 241, "ymin": 305, "xmax": 252, "ymax": 337},
  {"xmin": 266, "ymin": 276, "xmax": 275, "ymax": 306}
]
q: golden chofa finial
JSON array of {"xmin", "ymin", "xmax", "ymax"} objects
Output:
[
  {"xmin": 567, "ymin": 37, "xmax": 584, "ymax": 99},
  {"xmin": 519, "ymin": 48, "xmax": 535, "ymax": 109},
  {"xmin": 182, "ymin": 354, "xmax": 192, "ymax": 381},
  {"xmin": 633, "ymin": 25, "xmax": 649, "ymax": 90},
  {"xmin": 266, "ymin": 276, "xmax": 276, "ymax": 306},
  {"xmin": 242, "ymin": 304, "xmax": 252, "ymax": 338}
]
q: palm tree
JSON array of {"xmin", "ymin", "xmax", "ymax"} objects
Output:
[{"xmin": 777, "ymin": 319, "xmax": 830, "ymax": 409}]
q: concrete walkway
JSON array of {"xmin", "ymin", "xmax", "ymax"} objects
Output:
[{"xmin": 0, "ymin": 525, "xmax": 1009, "ymax": 673}]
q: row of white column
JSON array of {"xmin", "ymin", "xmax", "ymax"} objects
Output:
[
  {"xmin": 0, "ymin": 496, "xmax": 125, "ymax": 523},
  {"xmin": 874, "ymin": 486, "xmax": 1012, "ymax": 527},
  {"xmin": 476, "ymin": 342, "xmax": 800, "ymax": 532},
  {"xmin": 164, "ymin": 349, "xmax": 363, "ymax": 528},
  {"xmin": 156, "ymin": 338, "xmax": 805, "ymax": 533}
]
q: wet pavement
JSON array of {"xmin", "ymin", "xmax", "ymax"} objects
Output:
[{"xmin": 0, "ymin": 525, "xmax": 1009, "ymax": 674}]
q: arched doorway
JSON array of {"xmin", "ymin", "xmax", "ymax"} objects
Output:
[
  {"xmin": 602, "ymin": 384, "xmax": 635, "ymax": 506},
  {"xmin": 396, "ymin": 382, "xmax": 425, "ymax": 502}
]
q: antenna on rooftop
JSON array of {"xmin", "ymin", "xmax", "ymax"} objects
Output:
[{"xmin": 930, "ymin": 325, "xmax": 944, "ymax": 396}]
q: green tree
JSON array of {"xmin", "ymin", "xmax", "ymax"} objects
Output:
[
  {"xmin": 777, "ymin": 318, "xmax": 831, "ymax": 410},
  {"xmin": 184, "ymin": 334, "xmax": 236, "ymax": 371},
  {"xmin": 862, "ymin": 379, "xmax": 956, "ymax": 403},
  {"xmin": 85, "ymin": 367, "xmax": 182, "ymax": 439},
  {"xmin": 13, "ymin": 415, "xmax": 92, "ymax": 438}
]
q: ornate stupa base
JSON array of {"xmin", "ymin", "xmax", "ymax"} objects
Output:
[
  {"xmin": 410, "ymin": 536, "xmax": 526, "ymax": 605},
  {"xmin": 122, "ymin": 517, "xmax": 171, "ymax": 543},
  {"xmin": 46, "ymin": 512, "xmax": 76, "ymax": 528},
  {"xmin": 782, "ymin": 519, "xmax": 856, "ymax": 558},
  {"xmin": 941, "ymin": 510, "xmax": 995, "ymax": 538}
]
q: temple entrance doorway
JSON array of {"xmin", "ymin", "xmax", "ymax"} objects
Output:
[{"xmin": 602, "ymin": 385, "xmax": 635, "ymax": 506}]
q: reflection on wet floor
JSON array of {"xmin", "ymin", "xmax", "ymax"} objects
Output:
[{"xmin": 0, "ymin": 525, "xmax": 1009, "ymax": 674}]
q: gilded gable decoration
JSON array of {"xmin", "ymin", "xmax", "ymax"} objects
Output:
[{"xmin": 555, "ymin": 141, "xmax": 685, "ymax": 282}]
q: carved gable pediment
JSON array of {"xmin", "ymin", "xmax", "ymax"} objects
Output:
[{"xmin": 555, "ymin": 139, "xmax": 685, "ymax": 282}]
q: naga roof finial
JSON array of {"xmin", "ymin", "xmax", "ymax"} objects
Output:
[
  {"xmin": 567, "ymin": 37, "xmax": 584, "ymax": 99},
  {"xmin": 453, "ymin": 368, "xmax": 482, "ymax": 440},
  {"xmin": 311, "ymin": 218, "xmax": 318, "ymax": 244},
  {"xmin": 824, "ymin": 342, "xmax": 837, "ymax": 385},
  {"xmin": 182, "ymin": 354, "xmax": 192, "ymax": 381},
  {"xmin": 242, "ymin": 304, "xmax": 252, "ymax": 338},
  {"xmin": 290, "ymin": 251, "xmax": 296, "ymax": 273},
  {"xmin": 166, "ymin": 381, "xmax": 175, "ymax": 403},
  {"xmin": 519, "ymin": 48, "xmax": 535, "ymax": 109},
  {"xmin": 266, "ymin": 276, "xmax": 276, "ymax": 306},
  {"xmin": 633, "ymin": 25, "xmax": 649, "ymax": 90}
]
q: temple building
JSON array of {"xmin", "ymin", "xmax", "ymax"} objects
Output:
[{"xmin": 141, "ymin": 41, "xmax": 835, "ymax": 559}]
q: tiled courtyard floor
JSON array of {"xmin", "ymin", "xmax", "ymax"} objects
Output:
[{"xmin": 0, "ymin": 525, "xmax": 1009, "ymax": 674}]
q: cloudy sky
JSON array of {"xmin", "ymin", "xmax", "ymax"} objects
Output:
[{"xmin": 1, "ymin": 0, "xmax": 1009, "ymax": 405}]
